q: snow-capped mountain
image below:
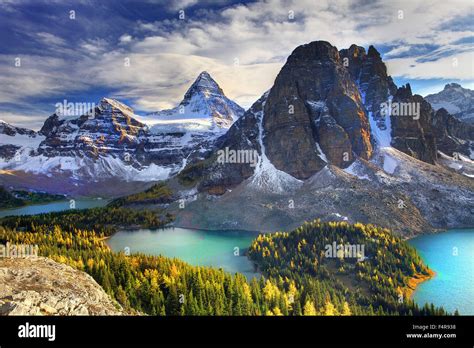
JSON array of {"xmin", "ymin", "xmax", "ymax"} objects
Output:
[
  {"xmin": 425, "ymin": 83, "xmax": 474, "ymax": 124},
  {"xmin": 172, "ymin": 41, "xmax": 473, "ymax": 236},
  {"xmin": 0, "ymin": 120, "xmax": 44, "ymax": 165},
  {"xmin": 148, "ymin": 71, "xmax": 244, "ymax": 132},
  {"xmin": 0, "ymin": 73, "xmax": 244, "ymax": 189}
]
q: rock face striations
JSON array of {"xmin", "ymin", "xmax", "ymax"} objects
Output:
[
  {"xmin": 39, "ymin": 98, "xmax": 147, "ymax": 159},
  {"xmin": 0, "ymin": 257, "xmax": 124, "ymax": 315},
  {"xmin": 389, "ymin": 84, "xmax": 438, "ymax": 164},
  {"xmin": 340, "ymin": 44, "xmax": 397, "ymax": 138},
  {"xmin": 263, "ymin": 41, "xmax": 372, "ymax": 178},
  {"xmin": 431, "ymin": 107, "xmax": 474, "ymax": 157}
]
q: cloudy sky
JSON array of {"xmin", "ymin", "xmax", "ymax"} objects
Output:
[{"xmin": 0, "ymin": 0, "xmax": 473, "ymax": 129}]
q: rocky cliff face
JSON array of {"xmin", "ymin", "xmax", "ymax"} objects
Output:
[
  {"xmin": 340, "ymin": 44, "xmax": 439, "ymax": 164},
  {"xmin": 431, "ymin": 107, "xmax": 474, "ymax": 158},
  {"xmin": 183, "ymin": 41, "xmax": 448, "ymax": 194},
  {"xmin": 340, "ymin": 44, "xmax": 397, "ymax": 123},
  {"xmin": 263, "ymin": 41, "xmax": 372, "ymax": 178},
  {"xmin": 171, "ymin": 40, "xmax": 473, "ymax": 236},
  {"xmin": 0, "ymin": 257, "xmax": 124, "ymax": 315},
  {"xmin": 389, "ymin": 84, "xmax": 438, "ymax": 164},
  {"xmin": 340, "ymin": 44, "xmax": 396, "ymax": 156},
  {"xmin": 181, "ymin": 41, "xmax": 378, "ymax": 193},
  {"xmin": 426, "ymin": 83, "xmax": 474, "ymax": 124}
]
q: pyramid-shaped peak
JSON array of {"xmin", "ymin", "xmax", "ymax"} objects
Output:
[
  {"xmin": 197, "ymin": 71, "xmax": 212, "ymax": 79},
  {"xmin": 184, "ymin": 71, "xmax": 224, "ymax": 100},
  {"xmin": 193, "ymin": 71, "xmax": 220, "ymax": 89}
]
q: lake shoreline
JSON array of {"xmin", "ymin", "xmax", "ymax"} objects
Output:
[
  {"xmin": 405, "ymin": 269, "xmax": 436, "ymax": 300},
  {"xmin": 408, "ymin": 229, "xmax": 474, "ymax": 315},
  {"xmin": 403, "ymin": 226, "xmax": 474, "ymax": 241},
  {"xmin": 0, "ymin": 197, "xmax": 110, "ymax": 218}
]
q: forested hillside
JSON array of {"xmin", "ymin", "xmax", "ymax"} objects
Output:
[
  {"xmin": 0, "ymin": 213, "xmax": 444, "ymax": 316},
  {"xmin": 0, "ymin": 186, "xmax": 25, "ymax": 208},
  {"xmin": 248, "ymin": 220, "xmax": 443, "ymax": 315}
]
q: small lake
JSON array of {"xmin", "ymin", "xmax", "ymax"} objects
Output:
[
  {"xmin": 107, "ymin": 227, "xmax": 261, "ymax": 279},
  {"xmin": 409, "ymin": 229, "xmax": 474, "ymax": 315},
  {"xmin": 0, "ymin": 198, "xmax": 109, "ymax": 218}
]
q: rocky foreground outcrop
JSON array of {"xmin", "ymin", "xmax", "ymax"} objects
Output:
[{"xmin": 0, "ymin": 257, "xmax": 124, "ymax": 316}]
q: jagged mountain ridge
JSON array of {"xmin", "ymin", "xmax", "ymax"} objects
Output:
[
  {"xmin": 171, "ymin": 40, "xmax": 473, "ymax": 236},
  {"xmin": 0, "ymin": 39, "xmax": 472, "ymax": 237},
  {"xmin": 0, "ymin": 72, "xmax": 244, "ymax": 188},
  {"xmin": 426, "ymin": 83, "xmax": 474, "ymax": 124},
  {"xmin": 181, "ymin": 41, "xmax": 473, "ymax": 195},
  {"xmin": 0, "ymin": 120, "xmax": 45, "ymax": 167}
]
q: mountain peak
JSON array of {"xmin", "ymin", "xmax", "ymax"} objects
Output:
[
  {"xmin": 100, "ymin": 97, "xmax": 133, "ymax": 111},
  {"xmin": 183, "ymin": 71, "xmax": 223, "ymax": 100},
  {"xmin": 289, "ymin": 40, "xmax": 340, "ymax": 63},
  {"xmin": 367, "ymin": 45, "xmax": 381, "ymax": 58},
  {"xmin": 0, "ymin": 118, "xmax": 37, "ymax": 137},
  {"xmin": 426, "ymin": 83, "xmax": 474, "ymax": 123},
  {"xmin": 197, "ymin": 70, "xmax": 212, "ymax": 79},
  {"xmin": 150, "ymin": 71, "xmax": 244, "ymax": 130},
  {"xmin": 444, "ymin": 83, "xmax": 462, "ymax": 90}
]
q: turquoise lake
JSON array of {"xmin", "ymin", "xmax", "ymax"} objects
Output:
[
  {"xmin": 0, "ymin": 198, "xmax": 109, "ymax": 218},
  {"xmin": 107, "ymin": 227, "xmax": 261, "ymax": 279},
  {"xmin": 409, "ymin": 229, "xmax": 474, "ymax": 315},
  {"xmin": 0, "ymin": 196, "xmax": 471, "ymax": 315}
]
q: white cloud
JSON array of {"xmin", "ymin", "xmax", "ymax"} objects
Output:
[
  {"xmin": 387, "ymin": 51, "xmax": 474, "ymax": 80},
  {"xmin": 0, "ymin": 111, "xmax": 48, "ymax": 130},
  {"xmin": 0, "ymin": 55, "xmax": 91, "ymax": 104},
  {"xmin": 119, "ymin": 34, "xmax": 133, "ymax": 44},
  {"xmin": 0, "ymin": 0, "xmax": 473, "ymax": 128},
  {"xmin": 36, "ymin": 32, "xmax": 67, "ymax": 46}
]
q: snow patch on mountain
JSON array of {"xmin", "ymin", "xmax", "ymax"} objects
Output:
[
  {"xmin": 426, "ymin": 83, "xmax": 474, "ymax": 124},
  {"xmin": 248, "ymin": 105, "xmax": 303, "ymax": 194},
  {"xmin": 149, "ymin": 72, "xmax": 244, "ymax": 133},
  {"xmin": 315, "ymin": 142, "xmax": 328, "ymax": 163},
  {"xmin": 437, "ymin": 150, "xmax": 474, "ymax": 178},
  {"xmin": 0, "ymin": 132, "xmax": 44, "ymax": 148},
  {"xmin": 7, "ymin": 154, "xmax": 175, "ymax": 182},
  {"xmin": 343, "ymin": 160, "xmax": 370, "ymax": 180},
  {"xmin": 382, "ymin": 153, "xmax": 398, "ymax": 174},
  {"xmin": 369, "ymin": 111, "xmax": 392, "ymax": 148}
]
